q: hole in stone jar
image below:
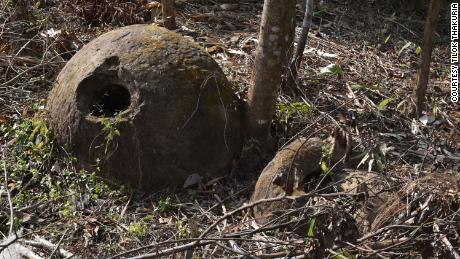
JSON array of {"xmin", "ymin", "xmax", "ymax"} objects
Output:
[{"xmin": 89, "ymin": 84, "xmax": 131, "ymax": 117}]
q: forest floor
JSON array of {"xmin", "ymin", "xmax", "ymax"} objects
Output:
[{"xmin": 1, "ymin": 0, "xmax": 459, "ymax": 258}]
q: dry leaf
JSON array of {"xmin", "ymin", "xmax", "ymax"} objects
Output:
[
  {"xmin": 191, "ymin": 13, "xmax": 220, "ymax": 23},
  {"xmin": 159, "ymin": 217, "xmax": 172, "ymax": 224},
  {"xmin": 206, "ymin": 45, "xmax": 223, "ymax": 54},
  {"xmin": 0, "ymin": 114, "xmax": 7, "ymax": 124},
  {"xmin": 144, "ymin": 1, "xmax": 161, "ymax": 10},
  {"xmin": 183, "ymin": 173, "xmax": 201, "ymax": 188},
  {"xmin": 215, "ymin": 4, "xmax": 239, "ymax": 11}
]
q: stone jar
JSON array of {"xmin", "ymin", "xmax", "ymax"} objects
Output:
[{"xmin": 47, "ymin": 24, "xmax": 242, "ymax": 191}]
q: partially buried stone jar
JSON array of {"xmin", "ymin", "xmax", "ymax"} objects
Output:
[{"xmin": 47, "ymin": 24, "xmax": 242, "ymax": 190}]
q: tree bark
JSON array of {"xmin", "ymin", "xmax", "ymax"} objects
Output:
[
  {"xmin": 293, "ymin": 0, "xmax": 314, "ymax": 78},
  {"xmin": 287, "ymin": 0, "xmax": 315, "ymax": 88},
  {"xmin": 246, "ymin": 0, "xmax": 297, "ymax": 148},
  {"xmin": 161, "ymin": 0, "xmax": 177, "ymax": 30},
  {"xmin": 415, "ymin": 0, "xmax": 441, "ymax": 117}
]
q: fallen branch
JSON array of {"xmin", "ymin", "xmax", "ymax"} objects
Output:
[
  {"xmin": 109, "ymin": 197, "xmax": 314, "ymax": 259},
  {"xmin": 20, "ymin": 235, "xmax": 75, "ymax": 259},
  {"xmin": 433, "ymin": 223, "xmax": 460, "ymax": 259},
  {"xmin": 2, "ymin": 149, "xmax": 15, "ymax": 238}
]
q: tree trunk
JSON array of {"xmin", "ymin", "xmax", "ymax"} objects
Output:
[
  {"xmin": 245, "ymin": 0, "xmax": 297, "ymax": 148},
  {"xmin": 415, "ymin": 0, "xmax": 441, "ymax": 117},
  {"xmin": 287, "ymin": 0, "xmax": 315, "ymax": 88},
  {"xmin": 162, "ymin": 0, "xmax": 177, "ymax": 30}
]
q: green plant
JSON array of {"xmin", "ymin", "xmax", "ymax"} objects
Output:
[
  {"xmin": 155, "ymin": 197, "xmax": 174, "ymax": 214},
  {"xmin": 356, "ymin": 146, "xmax": 387, "ymax": 173},
  {"xmin": 332, "ymin": 248, "xmax": 353, "ymax": 259},
  {"xmin": 99, "ymin": 112, "xmax": 122, "ymax": 154},
  {"xmin": 319, "ymin": 143, "xmax": 333, "ymax": 175},
  {"xmin": 397, "ymin": 41, "xmax": 413, "ymax": 57},
  {"xmin": 175, "ymin": 220, "xmax": 190, "ymax": 239},
  {"xmin": 307, "ymin": 217, "xmax": 316, "ymax": 237},
  {"xmin": 384, "ymin": 34, "xmax": 391, "ymax": 44},
  {"xmin": 313, "ymin": 9, "xmax": 325, "ymax": 17},
  {"xmin": 378, "ymin": 97, "xmax": 393, "ymax": 111},
  {"xmin": 319, "ymin": 63, "xmax": 343, "ymax": 77},
  {"xmin": 128, "ymin": 221, "xmax": 148, "ymax": 238},
  {"xmin": 276, "ymin": 102, "xmax": 312, "ymax": 123},
  {"xmin": 1, "ymin": 114, "xmax": 129, "ymax": 227}
]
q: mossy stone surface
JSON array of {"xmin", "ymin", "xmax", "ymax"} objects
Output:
[{"xmin": 47, "ymin": 24, "xmax": 242, "ymax": 191}]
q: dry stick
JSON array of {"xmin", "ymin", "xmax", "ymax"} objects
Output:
[
  {"xmin": 0, "ymin": 48, "xmax": 67, "ymax": 89},
  {"xmin": 118, "ymin": 236, "xmax": 302, "ymax": 259},
  {"xmin": 111, "ymin": 237, "xmax": 302, "ymax": 259},
  {"xmin": 111, "ymin": 191, "xmax": 355, "ymax": 258},
  {"xmin": 199, "ymin": 195, "xmax": 309, "ymax": 239},
  {"xmin": 20, "ymin": 236, "xmax": 74, "ymax": 259},
  {"xmin": 129, "ymin": 240, "xmax": 215, "ymax": 259},
  {"xmin": 366, "ymin": 237, "xmax": 411, "ymax": 256},
  {"xmin": 433, "ymin": 223, "xmax": 460, "ymax": 259},
  {"xmin": 383, "ymin": 17, "xmax": 420, "ymax": 40},
  {"xmin": 0, "ymin": 62, "xmax": 50, "ymax": 88},
  {"xmin": 2, "ymin": 150, "xmax": 14, "ymax": 236},
  {"xmin": 0, "ymin": 235, "xmax": 19, "ymax": 253},
  {"xmin": 0, "ymin": 231, "xmax": 40, "ymax": 251},
  {"xmin": 1, "ymin": 242, "xmax": 43, "ymax": 259},
  {"xmin": 278, "ymin": 98, "xmax": 350, "ymax": 151},
  {"xmin": 256, "ymin": 250, "xmax": 305, "ymax": 259},
  {"xmin": 119, "ymin": 194, "xmax": 131, "ymax": 218},
  {"xmin": 415, "ymin": 0, "xmax": 441, "ymax": 117},
  {"xmin": 114, "ymin": 184, "xmax": 357, "ymax": 258},
  {"xmin": 357, "ymin": 224, "xmax": 419, "ymax": 243},
  {"xmin": 214, "ymin": 241, "xmax": 258, "ymax": 259},
  {"xmin": 326, "ymin": 249, "xmax": 349, "ymax": 259},
  {"xmin": 47, "ymin": 230, "xmax": 70, "ymax": 259},
  {"xmin": 112, "ymin": 195, "xmax": 319, "ymax": 259},
  {"xmin": 438, "ymin": 110, "xmax": 460, "ymax": 135}
]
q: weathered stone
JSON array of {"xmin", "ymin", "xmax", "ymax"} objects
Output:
[
  {"xmin": 47, "ymin": 24, "xmax": 242, "ymax": 191},
  {"xmin": 250, "ymin": 129, "xmax": 350, "ymax": 224},
  {"xmin": 332, "ymin": 171, "xmax": 392, "ymax": 234}
]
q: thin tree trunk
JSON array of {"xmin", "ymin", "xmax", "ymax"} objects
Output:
[
  {"xmin": 281, "ymin": 0, "xmax": 300, "ymax": 95},
  {"xmin": 161, "ymin": 0, "xmax": 177, "ymax": 30},
  {"xmin": 245, "ymin": 0, "xmax": 297, "ymax": 148},
  {"xmin": 290, "ymin": 0, "xmax": 314, "ymax": 84},
  {"xmin": 415, "ymin": 0, "xmax": 441, "ymax": 117}
]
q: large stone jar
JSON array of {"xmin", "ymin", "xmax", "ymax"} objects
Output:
[{"xmin": 47, "ymin": 24, "xmax": 242, "ymax": 190}]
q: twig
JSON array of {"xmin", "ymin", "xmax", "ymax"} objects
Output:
[
  {"xmin": 357, "ymin": 224, "xmax": 419, "ymax": 243},
  {"xmin": 256, "ymin": 250, "xmax": 305, "ymax": 259},
  {"xmin": 0, "ymin": 63, "xmax": 49, "ymax": 88},
  {"xmin": 125, "ymin": 192, "xmax": 355, "ymax": 259},
  {"xmin": 433, "ymin": 223, "xmax": 460, "ymax": 259},
  {"xmin": 367, "ymin": 237, "xmax": 410, "ymax": 250},
  {"xmin": 215, "ymin": 241, "xmax": 257, "ymax": 258},
  {"xmin": 2, "ymin": 150, "xmax": 14, "ymax": 236},
  {"xmin": 21, "ymin": 236, "xmax": 74, "ymax": 259},
  {"xmin": 383, "ymin": 17, "xmax": 420, "ymax": 39},
  {"xmin": 129, "ymin": 240, "xmax": 215, "ymax": 259},
  {"xmin": 119, "ymin": 194, "xmax": 131, "ymax": 218},
  {"xmin": 48, "ymin": 229, "xmax": 70, "ymax": 258},
  {"xmin": 326, "ymin": 248, "xmax": 349, "ymax": 259},
  {"xmin": 1, "ymin": 241, "xmax": 43, "ymax": 259}
]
